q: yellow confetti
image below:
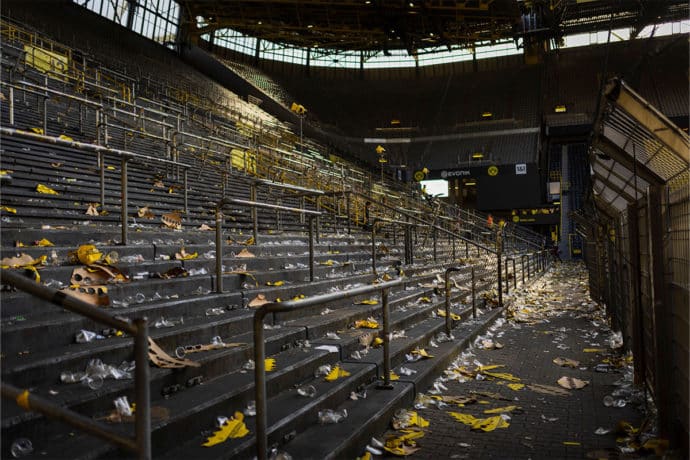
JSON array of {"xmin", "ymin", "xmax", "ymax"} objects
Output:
[
  {"xmin": 418, "ymin": 296, "xmax": 432, "ymax": 303},
  {"xmin": 477, "ymin": 364, "xmax": 504, "ymax": 372},
  {"xmin": 563, "ymin": 441, "xmax": 581, "ymax": 446},
  {"xmin": 1, "ymin": 206, "xmax": 17, "ymax": 214},
  {"xmin": 507, "ymin": 383, "xmax": 525, "ymax": 391},
  {"xmin": 411, "ymin": 348, "xmax": 433, "ymax": 359},
  {"xmin": 58, "ymin": 134, "xmax": 73, "ymax": 142},
  {"xmin": 583, "ymin": 348, "xmax": 606, "ymax": 353},
  {"xmin": 34, "ymin": 238, "xmax": 54, "ymax": 247},
  {"xmin": 265, "ymin": 358, "xmax": 276, "ymax": 372},
  {"xmin": 36, "ymin": 184, "xmax": 58, "ymax": 195},
  {"xmin": 483, "ymin": 405, "xmax": 519, "ymax": 414},
  {"xmin": 448, "ymin": 412, "xmax": 509, "ymax": 432},
  {"xmin": 436, "ymin": 309, "xmax": 461, "ymax": 320},
  {"xmin": 324, "ymin": 365, "xmax": 351, "ymax": 382},
  {"xmin": 202, "ymin": 411, "xmax": 249, "ymax": 446},
  {"xmin": 30, "ymin": 127, "xmax": 44, "ymax": 134},
  {"xmin": 388, "ymin": 370, "xmax": 400, "ymax": 381},
  {"xmin": 266, "ymin": 280, "xmax": 284, "ymax": 287},
  {"xmin": 355, "ymin": 299, "xmax": 379, "ymax": 305},
  {"xmin": 106, "ymin": 166, "xmax": 116, "ymax": 170},
  {"xmin": 355, "ymin": 319, "xmax": 379, "ymax": 329},
  {"xmin": 319, "ymin": 259, "xmax": 336, "ymax": 266},
  {"xmin": 482, "ymin": 371, "xmax": 521, "ymax": 382},
  {"xmin": 75, "ymin": 245, "xmax": 102, "ymax": 265}
]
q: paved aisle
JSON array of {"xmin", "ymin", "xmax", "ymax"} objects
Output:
[{"xmin": 374, "ymin": 262, "xmax": 658, "ymax": 460}]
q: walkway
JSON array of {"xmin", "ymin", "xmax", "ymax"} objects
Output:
[{"xmin": 372, "ymin": 262, "xmax": 661, "ymax": 460}]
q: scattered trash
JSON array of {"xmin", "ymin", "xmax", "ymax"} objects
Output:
[
  {"xmin": 350, "ymin": 387, "xmax": 367, "ymax": 400},
  {"xmin": 10, "ymin": 438, "xmax": 33, "ymax": 457},
  {"xmin": 114, "ymin": 396, "xmax": 133, "ymax": 417},
  {"xmin": 541, "ymin": 414, "xmax": 559, "ymax": 422},
  {"xmin": 75, "ymin": 330, "xmax": 105, "ymax": 343},
  {"xmin": 318, "ymin": 409, "xmax": 347, "ymax": 424},
  {"xmin": 153, "ymin": 316, "xmax": 184, "ymax": 329},
  {"xmin": 594, "ymin": 427, "xmax": 611, "ymax": 435},
  {"xmin": 36, "ymin": 183, "xmax": 58, "ymax": 195},
  {"xmin": 391, "ymin": 410, "xmax": 428, "ymax": 430},
  {"xmin": 552, "ymin": 357, "xmax": 580, "ymax": 368},
  {"xmin": 314, "ymin": 365, "xmax": 332, "ymax": 378},
  {"xmin": 202, "ymin": 411, "xmax": 249, "ymax": 446},
  {"xmin": 557, "ymin": 376, "xmax": 589, "ymax": 390},
  {"xmin": 320, "ymin": 308, "xmax": 334, "ymax": 315},
  {"xmin": 244, "ymin": 400, "xmax": 256, "ymax": 417},
  {"xmin": 325, "ymin": 332, "xmax": 341, "ymax": 340},
  {"xmin": 448, "ymin": 412, "xmax": 510, "ymax": 432},
  {"xmin": 297, "ymin": 385, "xmax": 317, "ymax": 398},
  {"xmin": 248, "ymin": 294, "xmax": 269, "ymax": 308},
  {"xmin": 355, "ymin": 318, "xmax": 379, "ymax": 329},
  {"xmin": 235, "ymin": 248, "xmax": 255, "ymax": 258},
  {"xmin": 398, "ymin": 366, "xmax": 417, "ymax": 376},
  {"xmin": 324, "ymin": 366, "xmax": 351, "ymax": 381},
  {"xmin": 161, "ymin": 212, "xmax": 182, "ymax": 230},
  {"xmin": 205, "ymin": 307, "xmax": 226, "ymax": 316},
  {"xmin": 148, "ymin": 337, "xmax": 200, "ymax": 369}
]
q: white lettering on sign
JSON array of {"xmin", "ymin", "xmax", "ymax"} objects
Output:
[
  {"xmin": 515, "ymin": 164, "xmax": 527, "ymax": 175},
  {"xmin": 440, "ymin": 170, "xmax": 471, "ymax": 178}
]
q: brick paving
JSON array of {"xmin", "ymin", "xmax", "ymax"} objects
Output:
[{"xmin": 377, "ymin": 262, "xmax": 654, "ymax": 460}]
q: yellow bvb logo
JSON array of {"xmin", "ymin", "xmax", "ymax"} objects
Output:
[{"xmin": 487, "ymin": 166, "xmax": 499, "ymax": 176}]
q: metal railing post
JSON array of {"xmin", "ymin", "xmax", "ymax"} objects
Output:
[
  {"xmin": 215, "ymin": 208, "xmax": 223, "ymax": 293},
  {"xmin": 308, "ymin": 216, "xmax": 315, "ymax": 282},
  {"xmin": 511, "ymin": 258, "xmax": 517, "ymax": 289},
  {"xmin": 346, "ymin": 192, "xmax": 351, "ymax": 235},
  {"xmin": 521, "ymin": 255, "xmax": 526, "ymax": 284},
  {"xmin": 471, "ymin": 266, "xmax": 476, "ymax": 319},
  {"xmin": 250, "ymin": 184, "xmax": 258, "ymax": 245},
  {"xmin": 134, "ymin": 318, "xmax": 151, "ymax": 460},
  {"xmin": 371, "ymin": 222, "xmax": 377, "ymax": 276},
  {"xmin": 183, "ymin": 169, "xmax": 188, "ymax": 214},
  {"xmin": 379, "ymin": 288, "xmax": 393, "ymax": 389},
  {"xmin": 496, "ymin": 232, "xmax": 503, "ymax": 308},
  {"xmin": 315, "ymin": 196, "xmax": 321, "ymax": 244},
  {"xmin": 505, "ymin": 257, "xmax": 511, "ymax": 295},
  {"xmin": 120, "ymin": 158, "xmax": 128, "ymax": 245},
  {"xmin": 253, "ymin": 309, "xmax": 269, "ymax": 460},
  {"xmin": 42, "ymin": 81, "xmax": 48, "ymax": 135},
  {"xmin": 432, "ymin": 228, "xmax": 437, "ymax": 262},
  {"xmin": 452, "ymin": 237, "xmax": 456, "ymax": 262},
  {"xmin": 99, "ymin": 152, "xmax": 105, "ymax": 211},
  {"xmin": 9, "ymin": 86, "xmax": 14, "ymax": 125},
  {"xmin": 465, "ymin": 241, "xmax": 469, "ymax": 258}
]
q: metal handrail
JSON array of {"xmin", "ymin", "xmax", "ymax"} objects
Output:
[
  {"xmin": 0, "ymin": 127, "xmax": 192, "ymax": 245},
  {"xmin": 214, "ymin": 197, "xmax": 322, "ymax": 293},
  {"xmin": 371, "ymin": 217, "xmax": 416, "ymax": 275},
  {"xmin": 252, "ymin": 278, "xmax": 405, "ymax": 460},
  {"xmin": 0, "ymin": 269, "xmax": 151, "ymax": 460}
]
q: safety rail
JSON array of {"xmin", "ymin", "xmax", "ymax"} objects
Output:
[
  {"xmin": 0, "ymin": 127, "xmax": 192, "ymax": 245},
  {"xmin": 0, "ymin": 269, "xmax": 151, "ymax": 460},
  {"xmin": 252, "ymin": 278, "xmax": 405, "ymax": 460},
  {"xmin": 371, "ymin": 217, "xmax": 417, "ymax": 275},
  {"xmin": 214, "ymin": 197, "xmax": 322, "ymax": 293}
]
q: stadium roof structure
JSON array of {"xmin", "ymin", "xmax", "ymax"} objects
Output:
[{"xmin": 180, "ymin": 0, "xmax": 689, "ymax": 55}]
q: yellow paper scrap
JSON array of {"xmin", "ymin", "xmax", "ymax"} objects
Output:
[
  {"xmin": 483, "ymin": 405, "xmax": 519, "ymax": 414},
  {"xmin": 482, "ymin": 371, "xmax": 521, "ymax": 382},
  {"xmin": 389, "ymin": 370, "xmax": 400, "ymax": 381},
  {"xmin": 583, "ymin": 348, "xmax": 606, "ymax": 353},
  {"xmin": 448, "ymin": 412, "xmax": 509, "ymax": 432},
  {"xmin": 202, "ymin": 411, "xmax": 249, "ymax": 446},
  {"xmin": 265, "ymin": 358, "xmax": 276, "ymax": 372},
  {"xmin": 58, "ymin": 134, "xmax": 74, "ymax": 142},
  {"xmin": 418, "ymin": 296, "xmax": 432, "ymax": 303},
  {"xmin": 266, "ymin": 280, "xmax": 284, "ymax": 287},
  {"xmin": 411, "ymin": 348, "xmax": 433, "ymax": 359},
  {"xmin": 36, "ymin": 184, "xmax": 58, "ymax": 195},
  {"xmin": 562, "ymin": 441, "xmax": 581, "ymax": 446},
  {"xmin": 76, "ymin": 245, "xmax": 102, "ymax": 265},
  {"xmin": 324, "ymin": 365, "xmax": 351, "ymax": 382},
  {"xmin": 1, "ymin": 206, "xmax": 17, "ymax": 214},
  {"xmin": 35, "ymin": 238, "xmax": 54, "ymax": 247},
  {"xmin": 355, "ymin": 299, "xmax": 379, "ymax": 305},
  {"xmin": 507, "ymin": 383, "xmax": 525, "ymax": 391},
  {"xmin": 355, "ymin": 319, "xmax": 379, "ymax": 329}
]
